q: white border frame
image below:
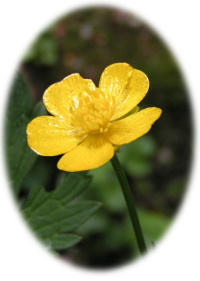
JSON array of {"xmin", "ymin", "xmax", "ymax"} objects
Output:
[{"xmin": 1, "ymin": 1, "xmax": 200, "ymax": 280}]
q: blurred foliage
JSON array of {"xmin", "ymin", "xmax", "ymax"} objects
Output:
[{"xmin": 8, "ymin": 7, "xmax": 192, "ymax": 267}]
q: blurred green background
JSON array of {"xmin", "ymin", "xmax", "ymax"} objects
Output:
[{"xmin": 17, "ymin": 7, "xmax": 192, "ymax": 268}]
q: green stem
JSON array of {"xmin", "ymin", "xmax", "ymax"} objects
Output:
[{"xmin": 110, "ymin": 153, "xmax": 147, "ymax": 254}]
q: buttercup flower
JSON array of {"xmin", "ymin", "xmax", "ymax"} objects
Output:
[{"xmin": 27, "ymin": 63, "xmax": 162, "ymax": 172}]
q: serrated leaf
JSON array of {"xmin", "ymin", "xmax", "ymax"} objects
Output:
[
  {"xmin": 22, "ymin": 172, "xmax": 101, "ymax": 250},
  {"xmin": 5, "ymin": 72, "xmax": 47, "ymax": 194},
  {"xmin": 44, "ymin": 233, "xmax": 82, "ymax": 250}
]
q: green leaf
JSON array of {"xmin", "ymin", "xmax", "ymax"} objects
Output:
[
  {"xmin": 138, "ymin": 209, "xmax": 170, "ymax": 241},
  {"xmin": 23, "ymin": 35, "xmax": 58, "ymax": 66},
  {"xmin": 45, "ymin": 233, "xmax": 82, "ymax": 250},
  {"xmin": 5, "ymin": 72, "xmax": 47, "ymax": 194},
  {"xmin": 31, "ymin": 100, "xmax": 47, "ymax": 118},
  {"xmin": 119, "ymin": 135, "xmax": 157, "ymax": 178},
  {"xmin": 22, "ymin": 172, "xmax": 102, "ymax": 250}
]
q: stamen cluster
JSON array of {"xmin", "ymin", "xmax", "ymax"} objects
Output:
[{"xmin": 70, "ymin": 89, "xmax": 114, "ymax": 135}]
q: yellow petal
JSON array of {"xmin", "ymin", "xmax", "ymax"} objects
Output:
[
  {"xmin": 105, "ymin": 107, "xmax": 162, "ymax": 145},
  {"xmin": 43, "ymin": 74, "xmax": 96, "ymax": 119},
  {"xmin": 27, "ymin": 116, "xmax": 85, "ymax": 156},
  {"xmin": 57, "ymin": 134, "xmax": 114, "ymax": 172},
  {"xmin": 99, "ymin": 63, "xmax": 149, "ymax": 120}
]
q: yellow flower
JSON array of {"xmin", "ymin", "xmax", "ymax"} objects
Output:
[{"xmin": 27, "ymin": 63, "xmax": 162, "ymax": 172}]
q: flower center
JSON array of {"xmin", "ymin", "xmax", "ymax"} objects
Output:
[{"xmin": 70, "ymin": 89, "xmax": 114, "ymax": 135}]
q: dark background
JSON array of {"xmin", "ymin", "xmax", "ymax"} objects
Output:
[{"xmin": 19, "ymin": 7, "xmax": 192, "ymax": 268}]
